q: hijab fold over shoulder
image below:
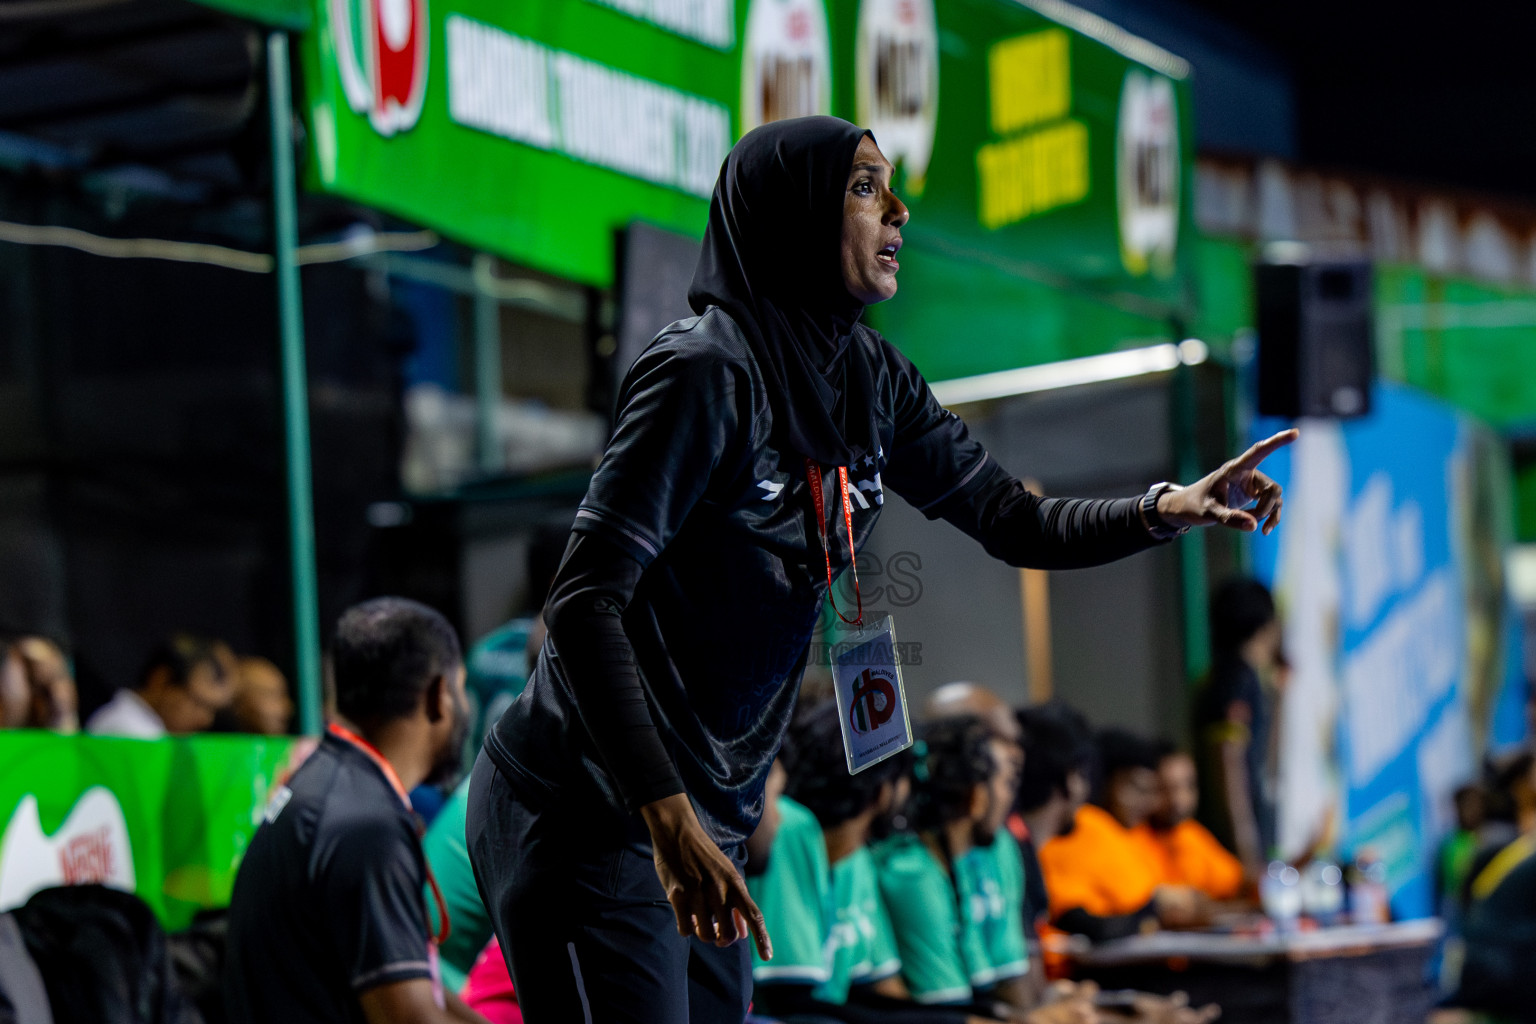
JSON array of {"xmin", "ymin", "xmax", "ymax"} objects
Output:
[{"xmin": 689, "ymin": 116, "xmax": 879, "ymax": 468}]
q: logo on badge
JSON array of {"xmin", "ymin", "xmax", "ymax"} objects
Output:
[
  {"xmin": 849, "ymin": 668, "xmax": 898, "ymax": 734},
  {"xmin": 332, "ymin": 0, "xmax": 430, "ymax": 137}
]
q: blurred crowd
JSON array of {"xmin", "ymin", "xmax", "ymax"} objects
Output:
[
  {"xmin": 0, "ymin": 629, "xmax": 295, "ymax": 738},
  {"xmin": 725, "ymin": 685, "xmax": 1234, "ymax": 1024},
  {"xmin": 5, "ymin": 568, "xmax": 1536, "ymax": 1024}
]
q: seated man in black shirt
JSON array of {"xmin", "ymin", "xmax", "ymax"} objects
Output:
[
  {"xmin": 226, "ymin": 597, "xmax": 488, "ymax": 1024},
  {"xmin": 1012, "ymin": 705, "xmax": 1095, "ymax": 935}
]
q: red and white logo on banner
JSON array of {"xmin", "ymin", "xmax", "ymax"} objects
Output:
[{"xmin": 332, "ymin": 0, "xmax": 429, "ymax": 137}]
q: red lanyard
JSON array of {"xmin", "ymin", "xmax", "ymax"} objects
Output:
[
  {"xmin": 326, "ymin": 723, "xmax": 452, "ymax": 946},
  {"xmin": 328, "ymin": 723, "xmax": 410, "ymax": 805},
  {"xmin": 805, "ymin": 459, "xmax": 863, "ymax": 627}
]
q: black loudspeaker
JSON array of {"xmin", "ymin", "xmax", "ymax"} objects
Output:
[{"xmin": 1255, "ymin": 260, "xmax": 1374, "ymax": 418}]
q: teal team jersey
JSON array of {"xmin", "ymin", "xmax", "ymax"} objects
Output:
[
  {"xmin": 465, "ymin": 617, "xmax": 535, "ymax": 752},
  {"xmin": 831, "ymin": 847, "xmax": 902, "ymax": 990},
  {"xmin": 421, "ymin": 780, "xmax": 493, "ymax": 991},
  {"xmin": 419, "ymin": 618, "xmax": 536, "ymax": 992},
  {"xmin": 749, "ymin": 797, "xmax": 902, "ymax": 1004},
  {"xmin": 871, "ymin": 830, "xmax": 1030, "ymax": 1003},
  {"xmin": 958, "ymin": 829, "xmax": 1030, "ymax": 985},
  {"xmin": 750, "ymin": 797, "xmax": 831, "ymax": 990}
]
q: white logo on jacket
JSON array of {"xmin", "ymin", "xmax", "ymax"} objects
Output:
[{"xmin": 848, "ymin": 445, "xmax": 885, "ymax": 509}]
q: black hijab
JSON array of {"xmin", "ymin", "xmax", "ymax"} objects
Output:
[{"xmin": 689, "ymin": 116, "xmax": 878, "ymax": 468}]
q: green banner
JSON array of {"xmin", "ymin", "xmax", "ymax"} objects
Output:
[
  {"xmin": 862, "ymin": 0, "xmax": 1197, "ymax": 379},
  {"xmin": 301, "ymin": 0, "xmax": 1196, "ymax": 375},
  {"xmin": 0, "ymin": 733, "xmax": 303, "ymax": 930},
  {"xmin": 302, "ymin": 0, "xmax": 738, "ymax": 287}
]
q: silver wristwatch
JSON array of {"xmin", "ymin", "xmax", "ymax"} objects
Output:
[{"xmin": 1139, "ymin": 482, "xmax": 1189, "ymax": 540}]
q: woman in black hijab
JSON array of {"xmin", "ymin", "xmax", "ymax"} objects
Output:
[
  {"xmin": 466, "ymin": 116, "xmax": 1293, "ymax": 1023},
  {"xmin": 689, "ymin": 115, "xmax": 880, "ymax": 469}
]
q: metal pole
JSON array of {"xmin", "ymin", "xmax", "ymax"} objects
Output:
[
  {"xmin": 1174, "ymin": 357, "xmax": 1212, "ymax": 686},
  {"xmin": 267, "ymin": 31, "xmax": 323, "ymax": 734},
  {"xmin": 472, "ymin": 252, "xmax": 503, "ymax": 475}
]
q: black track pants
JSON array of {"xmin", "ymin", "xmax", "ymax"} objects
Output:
[{"xmin": 465, "ymin": 751, "xmax": 752, "ymax": 1024}]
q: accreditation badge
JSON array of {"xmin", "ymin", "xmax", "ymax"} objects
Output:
[{"xmin": 830, "ymin": 615, "xmax": 913, "ymax": 774}]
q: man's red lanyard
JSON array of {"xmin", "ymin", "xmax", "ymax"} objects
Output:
[
  {"xmin": 326, "ymin": 723, "xmax": 451, "ymax": 946},
  {"xmin": 805, "ymin": 459, "xmax": 863, "ymax": 627}
]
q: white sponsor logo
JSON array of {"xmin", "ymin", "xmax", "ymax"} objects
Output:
[
  {"xmin": 740, "ymin": 0, "xmax": 832, "ymax": 133},
  {"xmin": 758, "ymin": 479, "xmax": 785, "ymax": 500},
  {"xmin": 855, "ymin": 0, "xmax": 938, "ymax": 195},
  {"xmin": 1116, "ymin": 70, "xmax": 1180, "ymax": 277},
  {"xmin": 851, "ymin": 444, "xmax": 884, "ymax": 508},
  {"xmin": 0, "ymin": 787, "xmax": 136, "ymax": 911}
]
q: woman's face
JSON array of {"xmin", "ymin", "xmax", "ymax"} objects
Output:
[{"xmin": 840, "ymin": 136, "xmax": 909, "ymax": 305}]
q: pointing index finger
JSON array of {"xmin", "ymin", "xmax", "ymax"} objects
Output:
[
  {"xmin": 1235, "ymin": 428, "xmax": 1299, "ymax": 470},
  {"xmin": 728, "ymin": 877, "xmax": 772, "ymax": 959}
]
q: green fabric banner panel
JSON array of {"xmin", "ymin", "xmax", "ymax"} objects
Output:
[
  {"xmin": 869, "ymin": 241, "xmax": 1174, "ymax": 382},
  {"xmin": 1375, "ymin": 264, "xmax": 1536, "ymax": 432},
  {"xmin": 0, "ymin": 733, "xmax": 303, "ymax": 930},
  {"xmin": 1189, "ymin": 234, "xmax": 1254, "ymax": 357}
]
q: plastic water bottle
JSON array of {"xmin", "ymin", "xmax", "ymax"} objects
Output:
[
  {"xmin": 1301, "ymin": 860, "xmax": 1345, "ymax": 925},
  {"xmin": 1261, "ymin": 860, "xmax": 1303, "ymax": 933}
]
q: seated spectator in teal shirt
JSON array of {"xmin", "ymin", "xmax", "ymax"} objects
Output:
[
  {"xmin": 751, "ymin": 701, "xmax": 1017, "ymax": 1024},
  {"xmin": 422, "ymin": 780, "xmax": 489, "ymax": 993},
  {"xmin": 418, "ymin": 627, "xmax": 536, "ymax": 959},
  {"xmin": 462, "ymin": 523, "xmax": 569, "ymax": 768},
  {"xmin": 874, "ymin": 716, "xmax": 1092, "ymax": 1024}
]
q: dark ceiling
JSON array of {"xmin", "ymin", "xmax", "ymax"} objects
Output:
[
  {"xmin": 0, "ymin": 0, "xmax": 265, "ymax": 203},
  {"xmin": 1181, "ymin": 0, "xmax": 1536, "ymax": 201}
]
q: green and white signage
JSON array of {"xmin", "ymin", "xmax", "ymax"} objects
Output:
[
  {"xmin": 305, "ymin": 0, "xmax": 741, "ymax": 285},
  {"xmin": 302, "ymin": 0, "xmax": 1196, "ymax": 375},
  {"xmin": 0, "ymin": 733, "xmax": 303, "ymax": 930}
]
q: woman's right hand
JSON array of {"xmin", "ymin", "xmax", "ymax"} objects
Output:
[{"xmin": 641, "ymin": 792, "xmax": 772, "ymax": 959}]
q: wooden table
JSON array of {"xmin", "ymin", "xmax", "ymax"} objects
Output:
[{"xmin": 1070, "ymin": 920, "xmax": 1445, "ymax": 1024}]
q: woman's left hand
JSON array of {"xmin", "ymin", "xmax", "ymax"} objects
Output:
[{"xmin": 1158, "ymin": 429, "xmax": 1298, "ymax": 535}]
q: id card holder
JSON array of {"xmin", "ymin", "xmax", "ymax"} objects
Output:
[{"xmin": 830, "ymin": 615, "xmax": 913, "ymax": 774}]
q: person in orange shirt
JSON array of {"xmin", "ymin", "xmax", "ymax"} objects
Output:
[
  {"xmin": 1147, "ymin": 747, "xmax": 1248, "ymax": 901},
  {"xmin": 1037, "ymin": 729, "xmax": 1206, "ymax": 942}
]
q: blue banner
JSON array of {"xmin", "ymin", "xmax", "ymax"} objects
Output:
[{"xmin": 1252, "ymin": 383, "xmax": 1525, "ymax": 919}]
